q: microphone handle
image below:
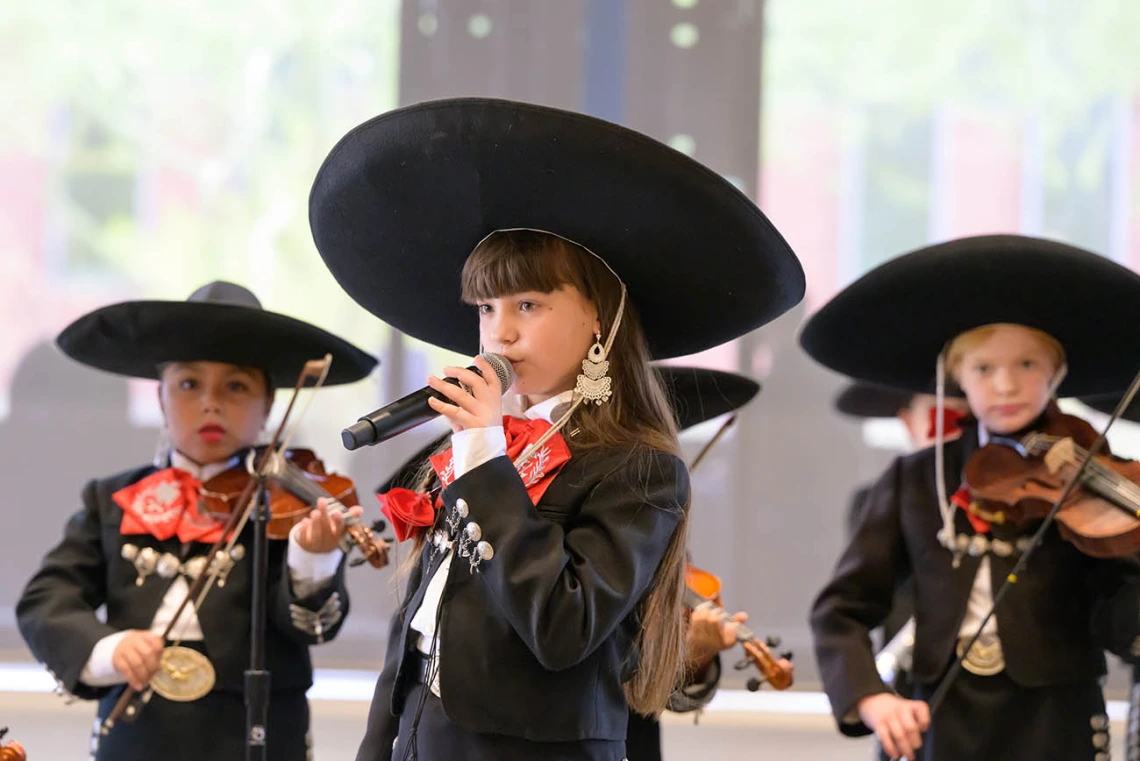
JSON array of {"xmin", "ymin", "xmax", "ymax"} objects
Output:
[{"xmin": 342, "ymin": 379, "xmax": 461, "ymax": 451}]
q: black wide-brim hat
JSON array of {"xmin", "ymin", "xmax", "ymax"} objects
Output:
[
  {"xmin": 833, "ymin": 380, "xmax": 966, "ymax": 419},
  {"xmin": 309, "ymin": 98, "xmax": 805, "ymax": 359},
  {"xmin": 1079, "ymin": 393, "xmax": 1140, "ymax": 424},
  {"xmin": 800, "ymin": 235, "xmax": 1140, "ymax": 397},
  {"xmin": 57, "ymin": 281, "xmax": 378, "ymax": 385},
  {"xmin": 834, "ymin": 382, "xmax": 915, "ymax": 419},
  {"xmin": 657, "ymin": 365, "xmax": 760, "ymax": 431}
]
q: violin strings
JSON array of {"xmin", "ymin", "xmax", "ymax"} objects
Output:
[
  {"xmin": 1019, "ymin": 434, "xmax": 1140, "ymax": 512},
  {"xmin": 1068, "ymin": 444, "xmax": 1140, "ymax": 508}
]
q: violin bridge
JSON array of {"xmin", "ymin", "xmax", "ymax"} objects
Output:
[{"xmin": 1043, "ymin": 437, "xmax": 1077, "ymax": 474}]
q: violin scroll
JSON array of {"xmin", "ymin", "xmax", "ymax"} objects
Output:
[{"xmin": 0, "ymin": 727, "xmax": 26, "ymax": 761}]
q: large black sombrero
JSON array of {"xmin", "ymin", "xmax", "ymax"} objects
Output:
[
  {"xmin": 309, "ymin": 98, "xmax": 805, "ymax": 359},
  {"xmin": 57, "ymin": 281, "xmax": 378, "ymax": 385},
  {"xmin": 657, "ymin": 365, "xmax": 760, "ymax": 431},
  {"xmin": 800, "ymin": 235, "xmax": 1140, "ymax": 397}
]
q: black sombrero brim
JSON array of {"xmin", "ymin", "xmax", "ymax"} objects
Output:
[
  {"xmin": 309, "ymin": 98, "xmax": 805, "ymax": 359},
  {"xmin": 657, "ymin": 366, "xmax": 760, "ymax": 432},
  {"xmin": 1079, "ymin": 393, "xmax": 1140, "ymax": 424},
  {"xmin": 57, "ymin": 300, "xmax": 377, "ymax": 385},
  {"xmin": 834, "ymin": 382, "xmax": 915, "ymax": 419},
  {"xmin": 800, "ymin": 235, "xmax": 1140, "ymax": 397}
]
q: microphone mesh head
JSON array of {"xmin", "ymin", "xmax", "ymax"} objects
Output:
[{"xmin": 480, "ymin": 352, "xmax": 516, "ymax": 394}]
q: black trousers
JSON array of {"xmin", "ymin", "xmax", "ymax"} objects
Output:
[
  {"xmin": 390, "ymin": 683, "xmax": 627, "ymax": 761},
  {"xmin": 914, "ymin": 670, "xmax": 1108, "ymax": 761},
  {"xmin": 624, "ymin": 710, "xmax": 661, "ymax": 761},
  {"xmin": 94, "ymin": 687, "xmax": 311, "ymax": 761}
]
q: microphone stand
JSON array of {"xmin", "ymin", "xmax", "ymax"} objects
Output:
[{"xmin": 245, "ymin": 474, "xmax": 271, "ymax": 761}]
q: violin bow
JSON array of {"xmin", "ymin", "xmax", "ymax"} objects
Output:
[
  {"xmin": 927, "ymin": 367, "xmax": 1140, "ymax": 715},
  {"xmin": 689, "ymin": 414, "xmax": 738, "ymax": 473}
]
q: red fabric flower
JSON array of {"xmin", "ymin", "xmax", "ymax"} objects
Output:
[{"xmin": 377, "ymin": 487, "xmax": 437, "ymax": 542}]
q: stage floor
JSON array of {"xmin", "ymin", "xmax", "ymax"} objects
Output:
[{"xmin": 0, "ymin": 665, "xmax": 1129, "ymax": 759}]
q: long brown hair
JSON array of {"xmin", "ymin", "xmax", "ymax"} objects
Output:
[{"xmin": 405, "ymin": 230, "xmax": 690, "ymax": 715}]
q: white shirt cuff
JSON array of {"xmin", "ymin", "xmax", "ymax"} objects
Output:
[
  {"xmin": 287, "ymin": 523, "xmax": 343, "ymax": 598},
  {"xmin": 79, "ymin": 630, "xmax": 131, "ymax": 687},
  {"xmin": 450, "ymin": 426, "xmax": 507, "ymax": 480}
]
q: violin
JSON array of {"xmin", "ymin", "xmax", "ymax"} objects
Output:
[
  {"xmin": 0, "ymin": 727, "xmax": 25, "ymax": 761},
  {"xmin": 202, "ymin": 446, "xmax": 390, "ymax": 568},
  {"xmin": 684, "ymin": 563, "xmax": 794, "ymax": 691},
  {"xmin": 964, "ymin": 406, "xmax": 1140, "ymax": 559}
]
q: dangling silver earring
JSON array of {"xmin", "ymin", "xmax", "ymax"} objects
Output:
[
  {"xmin": 153, "ymin": 425, "xmax": 173, "ymax": 468},
  {"xmin": 576, "ymin": 332, "xmax": 612, "ymax": 405}
]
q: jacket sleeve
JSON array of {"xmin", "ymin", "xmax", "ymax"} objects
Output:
[
  {"xmin": 440, "ymin": 448, "xmax": 689, "ymax": 671},
  {"xmin": 810, "ymin": 458, "xmax": 909, "ymax": 736},
  {"xmin": 16, "ymin": 478, "xmax": 118, "ymax": 700},
  {"xmin": 1087, "ymin": 551, "xmax": 1140, "ymax": 664},
  {"xmin": 666, "ymin": 654, "xmax": 722, "ymax": 713},
  {"xmin": 270, "ymin": 548, "xmax": 350, "ymax": 647}
]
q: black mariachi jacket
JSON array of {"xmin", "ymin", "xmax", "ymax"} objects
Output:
[
  {"xmin": 845, "ymin": 485, "xmax": 913, "ymax": 646},
  {"xmin": 811, "ymin": 419, "xmax": 1140, "ymax": 736},
  {"xmin": 16, "ymin": 463, "xmax": 349, "ymax": 702},
  {"xmin": 356, "ymin": 445, "xmax": 689, "ymax": 759}
]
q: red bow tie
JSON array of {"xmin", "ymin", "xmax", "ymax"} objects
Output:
[
  {"xmin": 378, "ymin": 416, "xmax": 572, "ymax": 542},
  {"xmin": 114, "ymin": 468, "xmax": 228, "ymax": 544}
]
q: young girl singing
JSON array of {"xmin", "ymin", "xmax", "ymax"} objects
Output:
[
  {"xmin": 803, "ymin": 235, "xmax": 1140, "ymax": 761},
  {"xmin": 308, "ymin": 97, "xmax": 805, "ymax": 760},
  {"xmin": 374, "ymin": 366, "xmax": 761, "ymax": 761},
  {"xmin": 16, "ymin": 281, "xmax": 377, "ymax": 761}
]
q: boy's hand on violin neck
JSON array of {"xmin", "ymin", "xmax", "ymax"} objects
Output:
[
  {"xmin": 427, "ymin": 356, "xmax": 503, "ymax": 433},
  {"xmin": 295, "ymin": 499, "xmax": 363, "ymax": 554},
  {"xmin": 858, "ymin": 693, "xmax": 930, "ymax": 761},
  {"xmin": 685, "ymin": 606, "xmax": 746, "ymax": 670},
  {"xmin": 112, "ymin": 631, "xmax": 164, "ymax": 691}
]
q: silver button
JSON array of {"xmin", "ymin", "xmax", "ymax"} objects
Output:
[{"xmin": 156, "ymin": 553, "xmax": 181, "ymax": 579}]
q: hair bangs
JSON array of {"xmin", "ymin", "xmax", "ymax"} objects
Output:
[{"xmin": 461, "ymin": 230, "xmax": 583, "ymax": 303}]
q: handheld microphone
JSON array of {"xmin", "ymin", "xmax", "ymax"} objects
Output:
[{"xmin": 341, "ymin": 352, "xmax": 515, "ymax": 451}]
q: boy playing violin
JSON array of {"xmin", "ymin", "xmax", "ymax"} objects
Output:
[
  {"xmin": 804, "ymin": 235, "xmax": 1140, "ymax": 760},
  {"xmin": 16, "ymin": 281, "xmax": 376, "ymax": 761}
]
